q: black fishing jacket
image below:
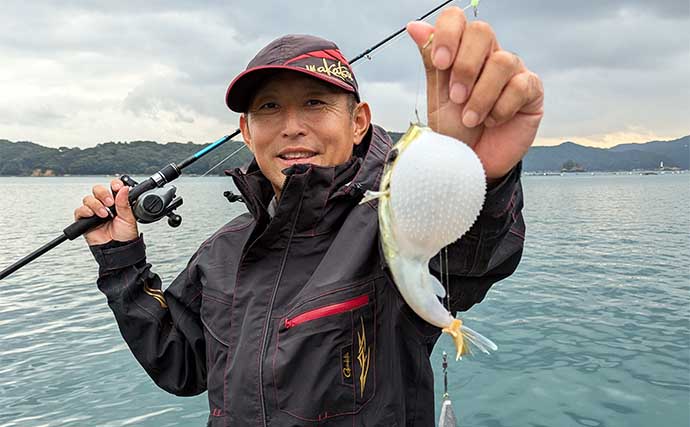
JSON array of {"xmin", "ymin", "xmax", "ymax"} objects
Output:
[{"xmin": 90, "ymin": 124, "xmax": 525, "ymax": 427}]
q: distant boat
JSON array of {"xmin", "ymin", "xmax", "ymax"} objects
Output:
[
  {"xmin": 657, "ymin": 160, "xmax": 681, "ymax": 172},
  {"xmin": 561, "ymin": 165, "xmax": 587, "ymax": 173}
]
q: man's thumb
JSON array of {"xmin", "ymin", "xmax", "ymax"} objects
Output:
[
  {"xmin": 406, "ymin": 21, "xmax": 435, "ymax": 70},
  {"xmin": 114, "ymin": 186, "xmax": 136, "ymax": 224}
]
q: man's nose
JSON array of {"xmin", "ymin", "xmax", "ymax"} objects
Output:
[{"xmin": 281, "ymin": 107, "xmax": 307, "ymax": 138}]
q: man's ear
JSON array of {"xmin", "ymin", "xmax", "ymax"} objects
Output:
[
  {"xmin": 239, "ymin": 113, "xmax": 254, "ymax": 152},
  {"xmin": 352, "ymin": 102, "xmax": 372, "ymax": 146}
]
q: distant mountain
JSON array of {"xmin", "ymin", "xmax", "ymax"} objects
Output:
[
  {"xmin": 0, "ymin": 138, "xmax": 253, "ymax": 176},
  {"xmin": 1, "ymin": 133, "xmax": 688, "ymax": 176},
  {"xmin": 523, "ymin": 135, "xmax": 689, "ymax": 172}
]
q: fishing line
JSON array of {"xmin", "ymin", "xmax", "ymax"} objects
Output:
[
  {"xmin": 414, "ymin": 54, "xmax": 424, "ymax": 123},
  {"xmin": 437, "ymin": 0, "xmax": 479, "ymax": 313},
  {"xmin": 443, "ymin": 246, "xmax": 451, "ymax": 312},
  {"xmin": 436, "ymin": 63, "xmax": 454, "ymax": 313},
  {"xmin": 200, "ymin": 143, "xmax": 246, "ymax": 177}
]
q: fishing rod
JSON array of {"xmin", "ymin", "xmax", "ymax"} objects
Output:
[
  {"xmin": 0, "ymin": 133, "xmax": 237, "ymax": 280},
  {"xmin": 0, "ymin": 0, "xmax": 463, "ymax": 281},
  {"xmin": 349, "ymin": 0, "xmax": 456, "ymax": 64}
]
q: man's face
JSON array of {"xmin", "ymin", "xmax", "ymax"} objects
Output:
[{"xmin": 239, "ymin": 71, "xmax": 370, "ymax": 198}]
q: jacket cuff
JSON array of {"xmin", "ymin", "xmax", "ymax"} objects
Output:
[
  {"xmin": 90, "ymin": 235, "xmax": 146, "ymax": 274},
  {"xmin": 482, "ymin": 162, "xmax": 522, "ymax": 218}
]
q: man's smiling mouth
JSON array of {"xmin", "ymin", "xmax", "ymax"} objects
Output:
[
  {"xmin": 277, "ymin": 148, "xmax": 319, "ymax": 165},
  {"xmin": 278, "ymin": 151, "xmax": 316, "ymax": 160}
]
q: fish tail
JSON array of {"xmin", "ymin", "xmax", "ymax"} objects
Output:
[
  {"xmin": 442, "ymin": 319, "xmax": 498, "ymax": 361},
  {"xmin": 442, "ymin": 318, "xmax": 469, "ymax": 361},
  {"xmin": 461, "ymin": 325, "xmax": 498, "ymax": 355}
]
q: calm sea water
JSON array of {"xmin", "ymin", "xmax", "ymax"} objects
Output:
[{"xmin": 0, "ymin": 173, "xmax": 688, "ymax": 427}]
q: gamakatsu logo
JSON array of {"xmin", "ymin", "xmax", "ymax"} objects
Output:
[
  {"xmin": 305, "ymin": 58, "xmax": 354, "ymax": 82},
  {"xmin": 342, "ymin": 351, "xmax": 352, "ymax": 378},
  {"xmin": 357, "ymin": 317, "xmax": 370, "ymax": 397}
]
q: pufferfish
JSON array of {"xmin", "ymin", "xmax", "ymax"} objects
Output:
[{"xmin": 361, "ymin": 123, "xmax": 498, "ymax": 360}]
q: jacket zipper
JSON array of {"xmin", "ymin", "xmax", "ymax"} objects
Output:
[
  {"xmin": 284, "ymin": 294, "xmax": 369, "ymax": 329},
  {"xmin": 258, "ymin": 235, "xmax": 293, "ymax": 427},
  {"xmin": 258, "ymin": 183, "xmax": 303, "ymax": 427}
]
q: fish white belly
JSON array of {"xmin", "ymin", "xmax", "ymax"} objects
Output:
[{"xmin": 389, "ymin": 128, "xmax": 486, "ymax": 259}]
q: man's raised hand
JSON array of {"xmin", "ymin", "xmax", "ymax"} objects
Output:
[
  {"xmin": 406, "ymin": 6, "xmax": 544, "ymax": 181},
  {"xmin": 74, "ymin": 179, "xmax": 139, "ymax": 246}
]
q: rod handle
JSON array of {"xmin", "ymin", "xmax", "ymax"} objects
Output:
[
  {"xmin": 61, "ymin": 175, "xmax": 143, "ymax": 241},
  {"xmin": 63, "ymin": 208, "xmax": 115, "ymax": 240}
]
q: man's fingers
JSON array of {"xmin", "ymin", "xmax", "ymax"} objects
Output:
[
  {"xmin": 110, "ymin": 178, "xmax": 124, "ymax": 193},
  {"xmin": 463, "ymin": 51, "xmax": 523, "ymax": 128},
  {"xmin": 110, "ymin": 179, "xmax": 136, "ymax": 223},
  {"xmin": 114, "ymin": 186, "xmax": 136, "ymax": 224},
  {"xmin": 83, "ymin": 195, "xmax": 109, "ymax": 218},
  {"xmin": 450, "ymin": 21, "xmax": 496, "ymax": 105},
  {"xmin": 431, "ymin": 7, "xmax": 466, "ymax": 70},
  {"xmin": 74, "ymin": 205, "xmax": 95, "ymax": 221},
  {"xmin": 486, "ymin": 71, "xmax": 543, "ymax": 128},
  {"xmin": 93, "ymin": 184, "xmax": 114, "ymax": 208}
]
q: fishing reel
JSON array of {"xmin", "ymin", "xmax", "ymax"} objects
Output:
[{"xmin": 120, "ymin": 175, "xmax": 183, "ymax": 228}]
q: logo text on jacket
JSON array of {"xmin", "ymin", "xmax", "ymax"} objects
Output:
[{"xmin": 341, "ymin": 346, "xmax": 353, "ymax": 383}]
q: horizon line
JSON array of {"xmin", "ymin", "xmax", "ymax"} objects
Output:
[{"xmin": 2, "ymin": 133, "xmax": 689, "ymax": 150}]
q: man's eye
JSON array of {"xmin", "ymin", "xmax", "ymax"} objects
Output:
[
  {"xmin": 259, "ymin": 102, "xmax": 278, "ymax": 110},
  {"xmin": 306, "ymin": 99, "xmax": 325, "ymax": 106}
]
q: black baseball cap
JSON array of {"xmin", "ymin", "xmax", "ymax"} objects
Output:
[{"xmin": 225, "ymin": 34, "xmax": 360, "ymax": 113}]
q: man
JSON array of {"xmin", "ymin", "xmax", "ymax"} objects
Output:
[{"xmin": 75, "ymin": 8, "xmax": 543, "ymax": 426}]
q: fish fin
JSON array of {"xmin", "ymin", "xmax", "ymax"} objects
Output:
[
  {"xmin": 442, "ymin": 319, "xmax": 468, "ymax": 360},
  {"xmin": 461, "ymin": 325, "xmax": 498, "ymax": 354},
  {"xmin": 427, "ymin": 273, "xmax": 447, "ymax": 298},
  {"xmin": 442, "ymin": 319, "xmax": 497, "ymax": 360},
  {"xmin": 359, "ymin": 189, "xmax": 389, "ymax": 205}
]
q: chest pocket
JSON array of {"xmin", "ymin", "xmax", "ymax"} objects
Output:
[
  {"xmin": 200, "ymin": 291, "xmax": 232, "ymax": 417},
  {"xmin": 271, "ymin": 286, "xmax": 376, "ymax": 421}
]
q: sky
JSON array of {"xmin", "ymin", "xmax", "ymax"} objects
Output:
[{"xmin": 0, "ymin": 0, "xmax": 688, "ymax": 149}]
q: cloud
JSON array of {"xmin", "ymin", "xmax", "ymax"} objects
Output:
[{"xmin": 0, "ymin": 0, "xmax": 687, "ymax": 148}]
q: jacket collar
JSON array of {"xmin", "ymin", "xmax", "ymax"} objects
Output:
[{"xmin": 225, "ymin": 124, "xmax": 391, "ymax": 232}]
